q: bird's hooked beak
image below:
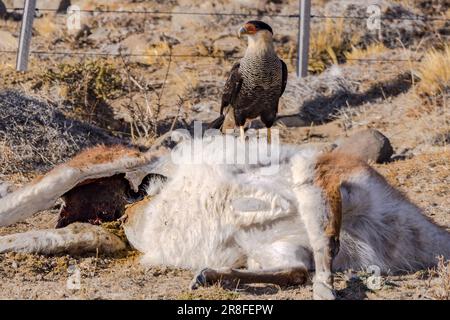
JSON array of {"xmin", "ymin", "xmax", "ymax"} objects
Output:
[{"xmin": 238, "ymin": 23, "xmax": 257, "ymax": 38}]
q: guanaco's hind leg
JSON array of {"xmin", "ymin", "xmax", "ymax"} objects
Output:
[{"xmin": 190, "ymin": 266, "xmax": 308, "ymax": 290}]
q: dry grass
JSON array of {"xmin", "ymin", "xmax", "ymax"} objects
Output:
[
  {"xmin": 172, "ymin": 67, "xmax": 200, "ymax": 97},
  {"xmin": 331, "ymin": 104, "xmax": 368, "ymax": 133},
  {"xmin": 0, "ymin": 60, "xmax": 15, "ymax": 72},
  {"xmin": 144, "ymin": 42, "xmax": 171, "ymax": 66},
  {"xmin": 391, "ymin": 0, "xmax": 417, "ymax": 8},
  {"xmin": 44, "ymin": 59, "xmax": 124, "ymax": 104},
  {"xmin": 416, "ymin": 45, "xmax": 450, "ymax": 96},
  {"xmin": 114, "ymin": 59, "xmax": 169, "ymax": 146},
  {"xmin": 177, "ymin": 284, "xmax": 240, "ymax": 300},
  {"xmin": 429, "ymin": 256, "xmax": 450, "ymax": 300},
  {"xmin": 345, "ymin": 43, "xmax": 388, "ymax": 64},
  {"xmin": 378, "ymin": 150, "xmax": 450, "ymax": 191},
  {"xmin": 0, "ymin": 91, "xmax": 120, "ymax": 174},
  {"xmin": 0, "ymin": 0, "xmax": 449, "ymax": 300},
  {"xmin": 33, "ymin": 15, "xmax": 57, "ymax": 38},
  {"xmin": 309, "ymin": 19, "xmax": 360, "ymax": 73},
  {"xmin": 0, "ymin": 252, "xmax": 71, "ymax": 277},
  {"xmin": 43, "ymin": 59, "xmax": 126, "ymax": 129},
  {"xmin": 0, "ymin": 142, "xmax": 15, "ymax": 169}
]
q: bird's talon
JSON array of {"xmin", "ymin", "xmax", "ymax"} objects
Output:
[{"xmin": 118, "ymin": 213, "xmax": 129, "ymax": 224}]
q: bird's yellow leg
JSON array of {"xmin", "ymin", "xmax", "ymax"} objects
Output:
[
  {"xmin": 267, "ymin": 127, "xmax": 271, "ymax": 144},
  {"xmin": 240, "ymin": 126, "xmax": 245, "ymax": 143}
]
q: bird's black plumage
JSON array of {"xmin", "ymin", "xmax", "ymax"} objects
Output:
[
  {"xmin": 246, "ymin": 20, "xmax": 273, "ymax": 34},
  {"xmin": 220, "ymin": 62, "xmax": 242, "ymax": 116},
  {"xmin": 281, "ymin": 60, "xmax": 288, "ymax": 96}
]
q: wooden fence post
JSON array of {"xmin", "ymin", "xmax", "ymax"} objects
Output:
[
  {"xmin": 16, "ymin": 0, "xmax": 36, "ymax": 72},
  {"xmin": 297, "ymin": 0, "xmax": 311, "ymax": 78}
]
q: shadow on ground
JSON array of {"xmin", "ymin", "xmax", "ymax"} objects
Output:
[{"xmin": 277, "ymin": 72, "xmax": 414, "ymax": 128}]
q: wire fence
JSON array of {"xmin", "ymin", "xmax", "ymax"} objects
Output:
[
  {"xmin": 0, "ymin": 49, "xmax": 423, "ymax": 63},
  {"xmin": 0, "ymin": 2, "xmax": 444, "ymax": 140},
  {"xmin": 2, "ymin": 2, "xmax": 443, "ymax": 68},
  {"xmin": 4, "ymin": 6, "xmax": 450, "ymax": 21}
]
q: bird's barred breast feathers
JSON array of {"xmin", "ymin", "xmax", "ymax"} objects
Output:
[{"xmin": 240, "ymin": 54, "xmax": 283, "ymax": 91}]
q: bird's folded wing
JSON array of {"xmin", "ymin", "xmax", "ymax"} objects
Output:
[
  {"xmin": 0, "ymin": 145, "xmax": 166, "ymax": 227},
  {"xmin": 221, "ymin": 62, "xmax": 241, "ymax": 114}
]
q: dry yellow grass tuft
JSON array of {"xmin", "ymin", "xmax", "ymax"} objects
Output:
[
  {"xmin": 416, "ymin": 45, "xmax": 450, "ymax": 96},
  {"xmin": 345, "ymin": 43, "xmax": 387, "ymax": 64},
  {"xmin": 429, "ymin": 256, "xmax": 450, "ymax": 300},
  {"xmin": 309, "ymin": 19, "xmax": 360, "ymax": 73},
  {"xmin": 391, "ymin": 0, "xmax": 416, "ymax": 7},
  {"xmin": 0, "ymin": 61, "xmax": 14, "ymax": 72},
  {"xmin": 34, "ymin": 15, "xmax": 57, "ymax": 38},
  {"xmin": 83, "ymin": 0, "xmax": 119, "ymax": 10},
  {"xmin": 144, "ymin": 42, "xmax": 171, "ymax": 66}
]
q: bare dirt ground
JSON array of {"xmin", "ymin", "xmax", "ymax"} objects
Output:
[{"xmin": 0, "ymin": 0, "xmax": 449, "ymax": 299}]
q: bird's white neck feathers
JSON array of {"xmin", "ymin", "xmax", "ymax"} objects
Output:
[{"xmin": 245, "ymin": 30, "xmax": 276, "ymax": 57}]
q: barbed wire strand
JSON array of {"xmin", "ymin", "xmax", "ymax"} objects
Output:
[
  {"xmin": 0, "ymin": 49, "xmax": 422, "ymax": 63},
  {"xmin": 7, "ymin": 7, "xmax": 298, "ymax": 18},
  {"xmin": 4, "ymin": 7, "xmax": 450, "ymax": 22}
]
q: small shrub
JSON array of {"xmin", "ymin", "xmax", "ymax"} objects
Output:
[{"xmin": 44, "ymin": 59, "xmax": 124, "ymax": 107}]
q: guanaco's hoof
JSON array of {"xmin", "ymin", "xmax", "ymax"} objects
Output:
[
  {"xmin": 313, "ymin": 281, "xmax": 336, "ymax": 300},
  {"xmin": 190, "ymin": 268, "xmax": 212, "ymax": 290}
]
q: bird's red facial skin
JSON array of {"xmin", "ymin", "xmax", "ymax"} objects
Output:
[{"xmin": 244, "ymin": 23, "xmax": 257, "ymax": 34}]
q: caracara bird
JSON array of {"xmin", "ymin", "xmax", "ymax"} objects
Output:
[{"xmin": 210, "ymin": 20, "xmax": 288, "ymax": 143}]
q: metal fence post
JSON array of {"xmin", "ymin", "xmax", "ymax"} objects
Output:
[
  {"xmin": 297, "ymin": 0, "xmax": 311, "ymax": 78},
  {"xmin": 16, "ymin": 0, "xmax": 36, "ymax": 72}
]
